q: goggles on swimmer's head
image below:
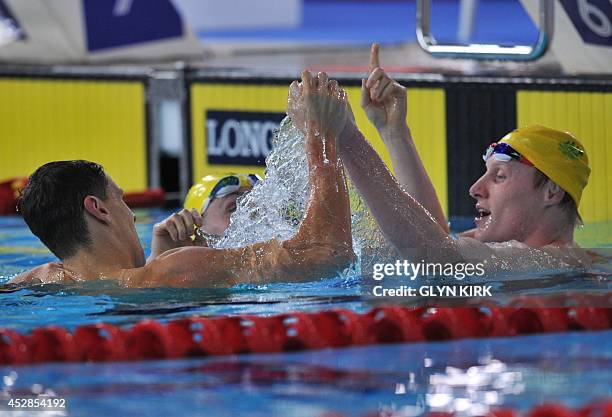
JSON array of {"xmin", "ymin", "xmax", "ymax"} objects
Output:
[
  {"xmin": 203, "ymin": 173, "xmax": 261, "ymax": 212},
  {"xmin": 483, "ymin": 142, "xmax": 533, "ymax": 166}
]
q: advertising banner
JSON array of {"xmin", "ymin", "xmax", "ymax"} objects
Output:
[
  {"xmin": 0, "ymin": 0, "xmax": 202, "ymax": 64},
  {"xmin": 521, "ymin": 0, "xmax": 612, "ymax": 74}
]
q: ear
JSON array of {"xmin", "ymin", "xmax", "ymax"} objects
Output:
[
  {"xmin": 83, "ymin": 195, "xmax": 111, "ymax": 224},
  {"xmin": 542, "ymin": 181, "xmax": 565, "ymax": 207}
]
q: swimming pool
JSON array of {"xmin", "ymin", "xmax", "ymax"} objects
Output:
[{"xmin": 1, "ymin": 209, "xmax": 610, "ymax": 416}]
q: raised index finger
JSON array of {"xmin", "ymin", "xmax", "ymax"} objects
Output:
[
  {"xmin": 301, "ymin": 70, "xmax": 314, "ymax": 93},
  {"xmin": 369, "ymin": 43, "xmax": 381, "ymax": 72}
]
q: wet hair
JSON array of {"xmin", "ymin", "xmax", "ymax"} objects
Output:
[
  {"xmin": 532, "ymin": 169, "xmax": 581, "ymax": 227},
  {"xmin": 18, "ymin": 160, "xmax": 108, "ymax": 260}
]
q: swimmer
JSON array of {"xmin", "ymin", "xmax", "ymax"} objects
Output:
[
  {"xmin": 300, "ymin": 45, "xmax": 591, "ymax": 270},
  {"xmin": 10, "ymin": 71, "xmax": 354, "ymax": 287},
  {"xmin": 148, "ymin": 173, "xmax": 261, "ymax": 257}
]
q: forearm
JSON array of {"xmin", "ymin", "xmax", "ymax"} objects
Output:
[
  {"xmin": 292, "ymin": 129, "xmax": 353, "ymax": 251},
  {"xmin": 279, "ymin": 128, "xmax": 355, "ymax": 278},
  {"xmin": 379, "ymin": 124, "xmax": 449, "ymax": 232},
  {"xmin": 339, "ymin": 123, "xmax": 460, "ymax": 262}
]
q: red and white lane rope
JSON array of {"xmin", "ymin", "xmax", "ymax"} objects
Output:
[{"xmin": 1, "ymin": 296, "xmax": 610, "ymax": 365}]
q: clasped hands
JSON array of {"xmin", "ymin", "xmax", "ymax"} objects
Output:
[{"xmin": 287, "ymin": 70, "xmax": 350, "ymax": 140}]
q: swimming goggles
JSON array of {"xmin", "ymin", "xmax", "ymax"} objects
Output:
[
  {"xmin": 483, "ymin": 142, "xmax": 533, "ymax": 166},
  {"xmin": 203, "ymin": 174, "xmax": 261, "ymax": 213}
]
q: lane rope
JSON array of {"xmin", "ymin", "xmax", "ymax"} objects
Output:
[
  {"xmin": 1, "ymin": 296, "xmax": 610, "ymax": 365},
  {"xmin": 320, "ymin": 400, "xmax": 612, "ymax": 417}
]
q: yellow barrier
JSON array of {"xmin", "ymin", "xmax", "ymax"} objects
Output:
[{"xmin": 0, "ymin": 78, "xmax": 147, "ymax": 192}]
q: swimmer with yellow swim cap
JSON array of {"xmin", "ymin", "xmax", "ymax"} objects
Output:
[
  {"xmin": 470, "ymin": 125, "xmax": 590, "ymax": 244},
  {"xmin": 324, "ymin": 43, "xmax": 592, "ymax": 271},
  {"xmin": 184, "ymin": 173, "xmax": 261, "ymax": 237},
  {"xmin": 147, "ymin": 173, "xmax": 261, "ymax": 256}
]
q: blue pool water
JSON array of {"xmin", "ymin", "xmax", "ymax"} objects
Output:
[{"xmin": 0, "ymin": 209, "xmax": 610, "ymax": 416}]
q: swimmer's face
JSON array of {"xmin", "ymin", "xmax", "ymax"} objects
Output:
[
  {"xmin": 200, "ymin": 187, "xmax": 250, "ymax": 236},
  {"xmin": 469, "ymin": 159, "xmax": 546, "ymax": 243},
  {"xmin": 106, "ymin": 178, "xmax": 146, "ymax": 266}
]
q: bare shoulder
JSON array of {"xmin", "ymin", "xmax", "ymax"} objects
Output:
[
  {"xmin": 490, "ymin": 241, "xmax": 590, "ymax": 268},
  {"xmin": 9, "ymin": 262, "xmax": 81, "ymax": 285},
  {"xmin": 456, "ymin": 237, "xmax": 591, "ymax": 272},
  {"xmin": 540, "ymin": 244, "xmax": 592, "ymax": 267},
  {"xmin": 121, "ymin": 246, "xmax": 224, "ymax": 288}
]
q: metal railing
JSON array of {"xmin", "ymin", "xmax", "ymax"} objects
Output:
[{"xmin": 416, "ymin": 0, "xmax": 554, "ymax": 61}]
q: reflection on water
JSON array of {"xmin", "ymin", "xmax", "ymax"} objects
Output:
[
  {"xmin": 1, "ymin": 331, "xmax": 610, "ymax": 417},
  {"xmin": 425, "ymin": 357, "xmax": 524, "ymax": 416}
]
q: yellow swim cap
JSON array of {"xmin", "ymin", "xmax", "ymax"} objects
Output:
[
  {"xmin": 184, "ymin": 173, "xmax": 261, "ymax": 213},
  {"xmin": 499, "ymin": 125, "xmax": 590, "ymax": 207}
]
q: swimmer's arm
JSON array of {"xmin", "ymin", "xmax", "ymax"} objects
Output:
[
  {"xmin": 338, "ymin": 122, "xmax": 461, "ymax": 262},
  {"xmin": 126, "ymin": 128, "xmax": 354, "ymax": 288},
  {"xmin": 379, "ymin": 126, "xmax": 448, "ymax": 233},
  {"xmin": 129, "ymin": 234, "xmax": 352, "ymax": 288},
  {"xmin": 287, "ymin": 116, "xmax": 353, "ymax": 254}
]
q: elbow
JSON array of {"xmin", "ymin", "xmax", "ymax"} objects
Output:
[
  {"xmin": 313, "ymin": 243, "xmax": 355, "ymax": 274},
  {"xmin": 330, "ymin": 244, "xmax": 356, "ymax": 270},
  {"xmin": 281, "ymin": 241, "xmax": 355, "ymax": 281}
]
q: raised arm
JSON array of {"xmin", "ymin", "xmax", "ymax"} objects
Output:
[
  {"xmin": 338, "ymin": 120, "xmax": 461, "ymax": 263},
  {"xmin": 128, "ymin": 71, "xmax": 354, "ymax": 288},
  {"xmin": 361, "ymin": 43, "xmax": 448, "ymax": 232},
  {"xmin": 285, "ymin": 71, "xmax": 353, "ymax": 253}
]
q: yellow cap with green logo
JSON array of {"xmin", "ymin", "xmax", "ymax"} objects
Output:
[
  {"xmin": 499, "ymin": 125, "xmax": 590, "ymax": 207},
  {"xmin": 184, "ymin": 173, "xmax": 262, "ymax": 213}
]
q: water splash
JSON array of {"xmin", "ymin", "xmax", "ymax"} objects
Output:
[
  {"xmin": 212, "ymin": 116, "xmax": 394, "ymax": 272},
  {"xmin": 214, "ymin": 117, "xmax": 308, "ymax": 248}
]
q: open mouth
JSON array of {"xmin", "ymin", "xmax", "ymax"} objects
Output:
[{"xmin": 475, "ymin": 207, "xmax": 491, "ymax": 221}]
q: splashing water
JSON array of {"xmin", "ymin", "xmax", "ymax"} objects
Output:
[
  {"xmin": 214, "ymin": 117, "xmax": 308, "ymax": 248},
  {"xmin": 212, "ymin": 116, "xmax": 394, "ymax": 271}
]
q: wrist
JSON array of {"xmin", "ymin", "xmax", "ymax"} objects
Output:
[
  {"xmin": 379, "ymin": 122, "xmax": 410, "ymax": 136},
  {"xmin": 379, "ymin": 123, "xmax": 411, "ymax": 144},
  {"xmin": 338, "ymin": 121, "xmax": 360, "ymax": 145}
]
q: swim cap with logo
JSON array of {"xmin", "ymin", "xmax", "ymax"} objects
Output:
[
  {"xmin": 184, "ymin": 173, "xmax": 261, "ymax": 213},
  {"xmin": 499, "ymin": 125, "xmax": 590, "ymax": 207}
]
